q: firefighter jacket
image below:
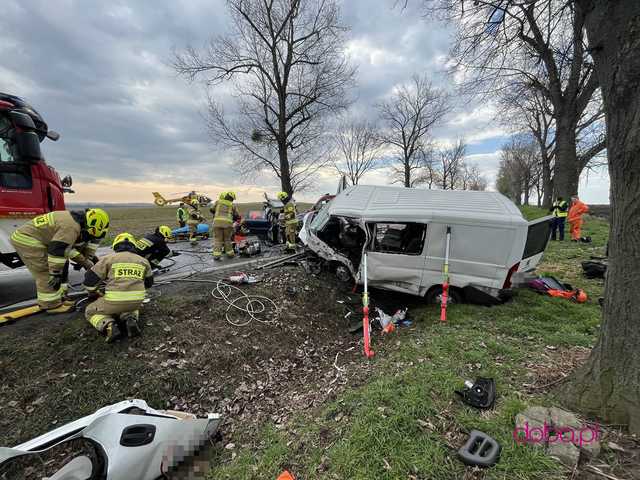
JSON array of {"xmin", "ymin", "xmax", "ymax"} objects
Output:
[
  {"xmin": 283, "ymin": 201, "xmax": 298, "ymax": 226},
  {"xmin": 70, "ymin": 239, "xmax": 101, "ymax": 266},
  {"xmin": 550, "ymin": 200, "xmax": 568, "ymax": 218},
  {"xmin": 186, "ymin": 205, "xmax": 204, "ymax": 223},
  {"xmin": 568, "ymin": 200, "xmax": 589, "ymax": 223},
  {"xmin": 176, "ymin": 207, "xmax": 187, "ymax": 222},
  {"xmin": 135, "ymin": 232, "xmax": 171, "ymax": 266},
  {"xmin": 211, "ymin": 200, "xmax": 240, "ymax": 228},
  {"xmin": 83, "ymin": 250, "xmax": 153, "ymax": 303},
  {"xmin": 10, "ymin": 210, "xmax": 88, "ymax": 275}
]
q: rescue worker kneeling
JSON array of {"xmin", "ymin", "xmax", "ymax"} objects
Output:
[
  {"xmin": 10, "ymin": 208, "xmax": 110, "ymax": 313},
  {"xmin": 135, "ymin": 225, "xmax": 172, "ymax": 269},
  {"xmin": 211, "ymin": 191, "xmax": 240, "ymax": 260},
  {"xmin": 83, "ymin": 233, "xmax": 153, "ymax": 342},
  {"xmin": 277, "ymin": 191, "xmax": 298, "ymax": 252}
]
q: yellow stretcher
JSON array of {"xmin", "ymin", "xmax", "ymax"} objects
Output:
[{"xmin": 0, "ymin": 305, "xmax": 42, "ymax": 325}]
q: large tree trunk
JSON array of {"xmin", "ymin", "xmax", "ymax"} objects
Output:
[
  {"xmin": 278, "ymin": 140, "xmax": 293, "ymax": 195},
  {"xmin": 553, "ymin": 116, "xmax": 581, "ymax": 198},
  {"xmin": 560, "ymin": 0, "xmax": 640, "ymax": 433}
]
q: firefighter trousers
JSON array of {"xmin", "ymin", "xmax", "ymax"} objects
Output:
[
  {"xmin": 187, "ymin": 220, "xmax": 198, "ymax": 240},
  {"xmin": 285, "ymin": 223, "xmax": 297, "ymax": 249},
  {"xmin": 85, "ymin": 297, "xmax": 142, "ymax": 332},
  {"xmin": 213, "ymin": 227, "xmax": 234, "ymax": 258},
  {"xmin": 9, "ymin": 239, "xmax": 64, "ymax": 309},
  {"xmin": 570, "ymin": 219, "xmax": 583, "ymax": 241}
]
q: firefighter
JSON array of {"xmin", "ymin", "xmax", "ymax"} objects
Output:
[
  {"xmin": 186, "ymin": 198, "xmax": 204, "ymax": 245},
  {"xmin": 210, "ymin": 191, "xmax": 240, "ymax": 260},
  {"xmin": 9, "ymin": 209, "xmax": 110, "ymax": 313},
  {"xmin": 548, "ymin": 196, "xmax": 568, "ymax": 241},
  {"xmin": 135, "ymin": 225, "xmax": 172, "ymax": 268},
  {"xmin": 83, "ymin": 232, "xmax": 153, "ymax": 342},
  {"xmin": 568, "ymin": 195, "xmax": 590, "ymax": 241},
  {"xmin": 176, "ymin": 203, "xmax": 187, "ymax": 228},
  {"xmin": 277, "ymin": 191, "xmax": 298, "ymax": 251}
]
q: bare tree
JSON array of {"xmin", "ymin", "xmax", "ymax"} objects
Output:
[
  {"xmin": 559, "ymin": 0, "xmax": 640, "ymax": 434},
  {"xmin": 462, "ymin": 163, "xmax": 488, "ymax": 191},
  {"xmin": 173, "ymin": 0, "xmax": 356, "ymax": 195},
  {"xmin": 438, "ymin": 139, "xmax": 466, "ymax": 190},
  {"xmin": 332, "ymin": 117, "xmax": 383, "ymax": 185},
  {"xmin": 422, "ymin": 0, "xmax": 604, "ymax": 200},
  {"xmin": 496, "ymin": 134, "xmax": 540, "ymax": 205},
  {"xmin": 378, "ymin": 75, "xmax": 450, "ymax": 187}
]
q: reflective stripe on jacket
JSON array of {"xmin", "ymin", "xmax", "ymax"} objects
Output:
[
  {"xmin": 84, "ymin": 251, "xmax": 152, "ymax": 302},
  {"xmin": 283, "ymin": 202, "xmax": 298, "ymax": 225},
  {"xmin": 213, "ymin": 199, "xmax": 237, "ymax": 228},
  {"xmin": 551, "ymin": 200, "xmax": 568, "ymax": 218},
  {"xmin": 176, "ymin": 207, "xmax": 186, "ymax": 221}
]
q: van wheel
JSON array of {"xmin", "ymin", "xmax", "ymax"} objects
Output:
[{"xmin": 425, "ymin": 286, "xmax": 463, "ymax": 305}]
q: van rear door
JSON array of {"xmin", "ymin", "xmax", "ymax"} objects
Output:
[{"xmin": 519, "ymin": 216, "xmax": 553, "ymax": 272}]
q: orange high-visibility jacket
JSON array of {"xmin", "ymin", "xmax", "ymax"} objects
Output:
[{"xmin": 568, "ymin": 200, "xmax": 589, "ymax": 223}]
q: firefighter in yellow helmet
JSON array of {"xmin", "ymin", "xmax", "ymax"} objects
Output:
[
  {"xmin": 135, "ymin": 225, "xmax": 172, "ymax": 269},
  {"xmin": 210, "ymin": 191, "xmax": 240, "ymax": 260},
  {"xmin": 277, "ymin": 191, "xmax": 298, "ymax": 251},
  {"xmin": 186, "ymin": 198, "xmax": 204, "ymax": 245},
  {"xmin": 10, "ymin": 208, "xmax": 110, "ymax": 313},
  {"xmin": 83, "ymin": 233, "xmax": 154, "ymax": 342}
]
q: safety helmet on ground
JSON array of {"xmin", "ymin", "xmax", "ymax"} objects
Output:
[
  {"xmin": 112, "ymin": 232, "xmax": 136, "ymax": 251},
  {"xmin": 574, "ymin": 289, "xmax": 588, "ymax": 303},
  {"xmin": 85, "ymin": 208, "xmax": 110, "ymax": 238},
  {"xmin": 276, "ymin": 191, "xmax": 289, "ymax": 201},
  {"xmin": 190, "ymin": 198, "xmax": 199, "ymax": 207},
  {"xmin": 157, "ymin": 225, "xmax": 172, "ymax": 240}
]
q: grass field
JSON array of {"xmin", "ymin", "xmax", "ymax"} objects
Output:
[
  {"xmin": 103, "ymin": 202, "xmax": 312, "ymax": 243},
  {"xmin": 205, "ymin": 210, "xmax": 614, "ymax": 480}
]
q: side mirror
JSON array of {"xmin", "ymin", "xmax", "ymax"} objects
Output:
[
  {"xmin": 15, "ymin": 131, "xmax": 42, "ymax": 161},
  {"xmin": 47, "ymin": 130, "xmax": 61, "ymax": 141}
]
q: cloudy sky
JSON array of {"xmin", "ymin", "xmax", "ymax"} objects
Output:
[{"xmin": 0, "ymin": 0, "xmax": 610, "ymax": 204}]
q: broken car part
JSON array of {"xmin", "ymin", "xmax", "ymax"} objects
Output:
[
  {"xmin": 361, "ymin": 253, "xmax": 374, "ymax": 358},
  {"xmin": 300, "ymin": 185, "xmax": 553, "ymax": 305},
  {"xmin": 0, "ymin": 399, "xmax": 221, "ymax": 480},
  {"xmin": 457, "ymin": 430, "xmax": 501, "ymax": 467},
  {"xmin": 455, "ymin": 377, "xmax": 496, "ymax": 409},
  {"xmin": 440, "ymin": 225, "xmax": 451, "ymax": 322}
]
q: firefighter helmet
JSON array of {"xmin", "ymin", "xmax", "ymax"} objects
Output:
[
  {"xmin": 158, "ymin": 225, "xmax": 172, "ymax": 240},
  {"xmin": 86, "ymin": 208, "xmax": 110, "ymax": 238},
  {"xmin": 190, "ymin": 198, "xmax": 199, "ymax": 207},
  {"xmin": 276, "ymin": 191, "xmax": 288, "ymax": 201},
  {"xmin": 227, "ymin": 191, "xmax": 237, "ymax": 201},
  {"xmin": 112, "ymin": 232, "xmax": 136, "ymax": 250}
]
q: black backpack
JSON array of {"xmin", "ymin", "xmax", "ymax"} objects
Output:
[{"xmin": 581, "ymin": 261, "xmax": 607, "ymax": 279}]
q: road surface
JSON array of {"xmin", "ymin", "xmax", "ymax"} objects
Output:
[{"xmin": 0, "ymin": 238, "xmax": 287, "ymax": 313}]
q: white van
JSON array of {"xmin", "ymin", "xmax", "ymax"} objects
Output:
[{"xmin": 300, "ymin": 185, "xmax": 552, "ymax": 304}]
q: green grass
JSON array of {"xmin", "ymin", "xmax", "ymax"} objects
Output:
[{"xmin": 206, "ymin": 208, "xmax": 609, "ymax": 480}]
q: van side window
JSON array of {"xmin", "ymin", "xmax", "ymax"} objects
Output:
[{"xmin": 372, "ymin": 223, "xmax": 426, "ymax": 255}]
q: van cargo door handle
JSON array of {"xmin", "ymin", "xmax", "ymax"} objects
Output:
[{"xmin": 120, "ymin": 424, "xmax": 156, "ymax": 447}]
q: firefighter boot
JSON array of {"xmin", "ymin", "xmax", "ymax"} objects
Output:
[
  {"xmin": 122, "ymin": 311, "xmax": 141, "ymax": 338},
  {"xmin": 104, "ymin": 321, "xmax": 123, "ymax": 343},
  {"xmin": 46, "ymin": 302, "xmax": 75, "ymax": 314}
]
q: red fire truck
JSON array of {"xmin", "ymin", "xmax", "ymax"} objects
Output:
[{"xmin": 0, "ymin": 93, "xmax": 72, "ymax": 268}]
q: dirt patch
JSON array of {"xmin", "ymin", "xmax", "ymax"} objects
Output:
[
  {"xmin": 521, "ymin": 345, "xmax": 590, "ymax": 393},
  {"xmin": 0, "ymin": 264, "xmax": 371, "ymax": 447}
]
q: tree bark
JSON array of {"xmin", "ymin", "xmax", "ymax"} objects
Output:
[
  {"xmin": 560, "ymin": 0, "xmax": 640, "ymax": 433},
  {"xmin": 553, "ymin": 115, "xmax": 580, "ymax": 198}
]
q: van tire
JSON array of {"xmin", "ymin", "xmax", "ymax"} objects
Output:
[{"xmin": 425, "ymin": 286, "xmax": 463, "ymax": 305}]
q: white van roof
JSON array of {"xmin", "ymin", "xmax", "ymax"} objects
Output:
[{"xmin": 326, "ymin": 185, "xmax": 526, "ymax": 226}]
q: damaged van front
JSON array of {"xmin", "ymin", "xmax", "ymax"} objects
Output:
[{"xmin": 301, "ymin": 185, "xmax": 552, "ymax": 305}]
